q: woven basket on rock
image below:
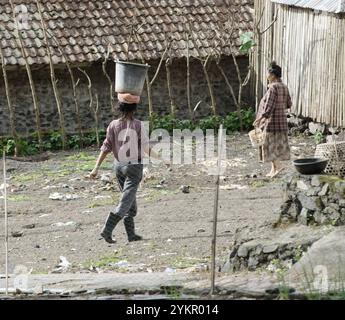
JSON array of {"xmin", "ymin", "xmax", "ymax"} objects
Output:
[{"xmin": 315, "ymin": 141, "xmax": 345, "ymax": 177}]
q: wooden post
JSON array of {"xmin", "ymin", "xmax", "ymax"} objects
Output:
[
  {"xmin": 36, "ymin": 0, "xmax": 67, "ymax": 150},
  {"xmin": 210, "ymin": 124, "xmax": 223, "ymax": 296},
  {"xmin": 3, "ymin": 150, "xmax": 9, "ymax": 295},
  {"xmin": 9, "ymin": 0, "xmax": 43, "ymax": 152}
]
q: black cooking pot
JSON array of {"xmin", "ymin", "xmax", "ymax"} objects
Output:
[{"xmin": 293, "ymin": 158, "xmax": 328, "ymax": 175}]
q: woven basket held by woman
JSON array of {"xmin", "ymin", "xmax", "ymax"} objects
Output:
[{"xmin": 253, "ymin": 62, "xmax": 292, "ymax": 178}]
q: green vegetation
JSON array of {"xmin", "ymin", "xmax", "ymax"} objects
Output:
[
  {"xmin": 0, "ymin": 130, "xmax": 106, "ymax": 156},
  {"xmin": 83, "ymin": 252, "xmax": 122, "ymax": 269},
  {"xmin": 1, "ymin": 110, "xmax": 255, "ymax": 156},
  {"xmin": 313, "ymin": 130, "xmax": 326, "ymax": 144},
  {"xmin": 162, "ymin": 286, "xmax": 183, "ymax": 299},
  {"xmin": 88, "ymin": 194, "xmax": 119, "ymax": 208},
  {"xmin": 150, "ymin": 109, "xmax": 255, "ymax": 135},
  {"xmin": 8, "ymin": 195, "xmax": 31, "ymax": 202}
]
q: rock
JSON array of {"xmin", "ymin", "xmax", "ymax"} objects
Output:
[
  {"xmin": 263, "ymin": 244, "xmax": 279, "ymax": 254},
  {"xmin": 288, "ymin": 227, "xmax": 345, "ymax": 290},
  {"xmin": 11, "ymin": 231, "xmax": 23, "ymax": 238},
  {"xmin": 311, "ymin": 176, "xmax": 322, "ymax": 187},
  {"xmin": 298, "ymin": 208, "xmax": 312, "ymax": 225},
  {"xmin": 248, "ymin": 256, "xmax": 259, "ymax": 271},
  {"xmin": 51, "ymin": 221, "xmax": 77, "ymax": 228},
  {"xmin": 0, "ymin": 183, "xmax": 10, "ymax": 190},
  {"xmin": 49, "ymin": 192, "xmax": 64, "ymax": 200},
  {"xmin": 52, "ymin": 256, "xmax": 71, "ymax": 273},
  {"xmin": 334, "ymin": 181, "xmax": 345, "ymax": 194},
  {"xmin": 318, "ymin": 183, "xmax": 329, "ymax": 196},
  {"xmin": 314, "ymin": 211, "xmax": 323, "ymax": 224},
  {"xmin": 308, "ymin": 122, "xmax": 325, "ymax": 135},
  {"xmin": 22, "ymin": 224, "xmax": 35, "ymax": 229},
  {"xmin": 297, "ymin": 180, "xmax": 309, "ymax": 191},
  {"xmin": 221, "ymin": 261, "xmax": 232, "ymax": 273},
  {"xmin": 100, "ymin": 174, "xmax": 111, "ymax": 184},
  {"xmin": 49, "ymin": 192, "xmax": 80, "ymax": 201},
  {"xmin": 307, "ymin": 187, "xmax": 320, "ymax": 197},
  {"xmin": 179, "ymin": 185, "xmax": 190, "ymax": 194},
  {"xmin": 339, "ymin": 199, "xmax": 345, "ymax": 208},
  {"xmin": 297, "ymin": 194, "xmax": 324, "ymax": 211},
  {"xmin": 237, "ymin": 245, "xmax": 249, "ymax": 258}
]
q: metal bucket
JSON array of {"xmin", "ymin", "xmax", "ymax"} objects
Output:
[{"xmin": 115, "ymin": 61, "xmax": 150, "ymax": 96}]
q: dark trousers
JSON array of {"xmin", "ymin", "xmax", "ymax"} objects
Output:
[{"xmin": 114, "ymin": 162, "xmax": 143, "ymax": 218}]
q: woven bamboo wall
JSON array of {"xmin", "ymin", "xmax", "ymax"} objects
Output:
[{"xmin": 254, "ymin": 1, "xmax": 345, "ymax": 127}]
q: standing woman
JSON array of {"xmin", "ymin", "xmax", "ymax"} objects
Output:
[{"xmin": 254, "ymin": 62, "xmax": 292, "ymax": 178}]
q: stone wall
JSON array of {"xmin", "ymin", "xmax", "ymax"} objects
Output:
[
  {"xmin": 277, "ymin": 174, "xmax": 345, "ymax": 226},
  {"xmin": 0, "ymin": 56, "xmax": 252, "ymax": 136}
]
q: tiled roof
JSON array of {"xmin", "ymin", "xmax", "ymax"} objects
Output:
[{"xmin": 0, "ymin": 0, "xmax": 254, "ymax": 66}]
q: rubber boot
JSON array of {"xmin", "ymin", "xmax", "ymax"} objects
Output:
[
  {"xmin": 124, "ymin": 216, "xmax": 143, "ymax": 242},
  {"xmin": 100, "ymin": 212, "xmax": 122, "ymax": 244}
]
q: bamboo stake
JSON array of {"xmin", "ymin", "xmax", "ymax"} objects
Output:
[
  {"xmin": 9, "ymin": 0, "xmax": 43, "ymax": 152},
  {"xmin": 3, "ymin": 150, "xmax": 9, "ymax": 295},
  {"xmin": 165, "ymin": 57, "xmax": 176, "ymax": 118},
  {"xmin": 78, "ymin": 68, "xmax": 99, "ymax": 147},
  {"xmin": 210, "ymin": 124, "xmax": 224, "ymax": 296},
  {"xmin": 45, "ymin": 30, "xmax": 83, "ymax": 146},
  {"xmin": 185, "ymin": 31, "xmax": 193, "ymax": 120},
  {"xmin": 36, "ymin": 0, "xmax": 67, "ymax": 150},
  {"xmin": 0, "ymin": 45, "xmax": 18, "ymax": 157},
  {"xmin": 102, "ymin": 45, "xmax": 116, "ymax": 116}
]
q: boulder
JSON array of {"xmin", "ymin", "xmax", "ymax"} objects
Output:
[
  {"xmin": 287, "ymin": 227, "xmax": 345, "ymax": 291},
  {"xmin": 297, "ymin": 194, "xmax": 324, "ymax": 211},
  {"xmin": 308, "ymin": 122, "xmax": 326, "ymax": 135}
]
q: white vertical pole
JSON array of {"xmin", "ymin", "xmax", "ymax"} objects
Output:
[
  {"xmin": 3, "ymin": 150, "xmax": 8, "ymax": 295},
  {"xmin": 210, "ymin": 125, "xmax": 223, "ymax": 296}
]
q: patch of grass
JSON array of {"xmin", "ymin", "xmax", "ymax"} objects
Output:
[
  {"xmin": 162, "ymin": 286, "xmax": 183, "ymax": 300},
  {"xmin": 12, "ymin": 172, "xmax": 45, "ymax": 183},
  {"xmin": 144, "ymin": 189, "xmax": 179, "ymax": 202},
  {"xmin": 83, "ymin": 253, "xmax": 122, "ymax": 269},
  {"xmin": 171, "ymin": 256, "xmax": 207, "ymax": 269},
  {"xmin": 8, "ymin": 195, "xmax": 31, "ymax": 202},
  {"xmin": 249, "ymin": 179, "xmax": 269, "ymax": 188},
  {"xmin": 66, "ymin": 152, "xmax": 95, "ymax": 161},
  {"xmin": 88, "ymin": 195, "xmax": 119, "ymax": 208}
]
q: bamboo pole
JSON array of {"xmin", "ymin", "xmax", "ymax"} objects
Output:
[
  {"xmin": 3, "ymin": 150, "xmax": 9, "ymax": 295},
  {"xmin": 186, "ymin": 31, "xmax": 193, "ymax": 120},
  {"xmin": 210, "ymin": 124, "xmax": 223, "ymax": 296},
  {"xmin": 9, "ymin": 0, "xmax": 43, "ymax": 152},
  {"xmin": 165, "ymin": 57, "xmax": 176, "ymax": 118},
  {"xmin": 0, "ymin": 45, "xmax": 18, "ymax": 157},
  {"xmin": 36, "ymin": 0, "xmax": 67, "ymax": 150},
  {"xmin": 78, "ymin": 68, "xmax": 100, "ymax": 147},
  {"xmin": 45, "ymin": 30, "xmax": 83, "ymax": 146},
  {"xmin": 102, "ymin": 45, "xmax": 116, "ymax": 116}
]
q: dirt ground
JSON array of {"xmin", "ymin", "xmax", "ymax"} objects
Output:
[{"xmin": 0, "ymin": 133, "xmax": 316, "ymax": 276}]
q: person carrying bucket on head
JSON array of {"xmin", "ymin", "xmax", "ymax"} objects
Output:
[{"xmin": 90, "ymin": 93, "xmax": 167, "ymax": 244}]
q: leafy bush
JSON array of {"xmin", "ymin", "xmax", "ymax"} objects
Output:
[{"xmin": 0, "ymin": 108, "xmax": 256, "ymax": 156}]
